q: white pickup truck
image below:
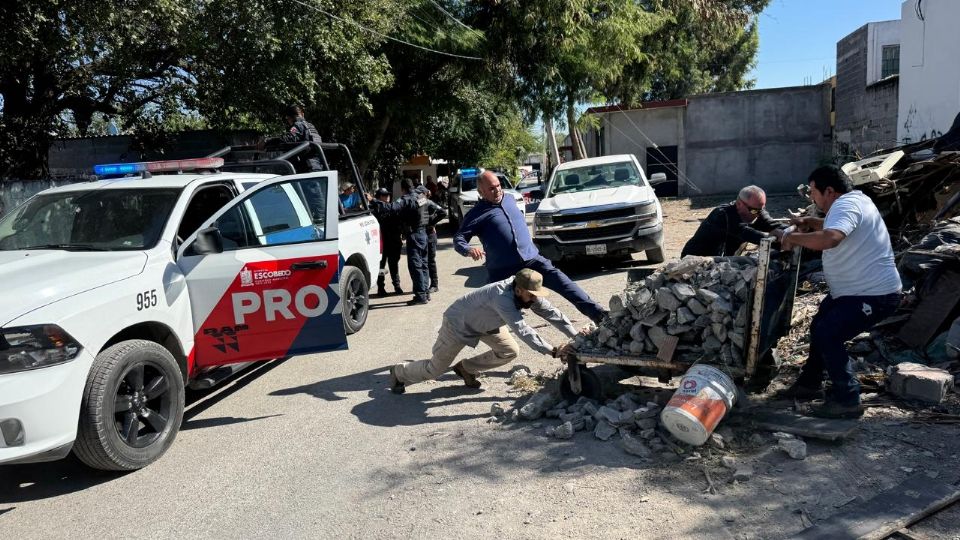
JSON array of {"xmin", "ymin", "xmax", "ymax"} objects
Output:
[
  {"xmin": 0, "ymin": 145, "xmax": 380, "ymax": 471},
  {"xmin": 446, "ymin": 168, "xmax": 526, "ymax": 227},
  {"xmin": 532, "ymin": 154, "xmax": 667, "ymax": 263}
]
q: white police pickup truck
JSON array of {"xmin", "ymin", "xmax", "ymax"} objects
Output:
[
  {"xmin": 446, "ymin": 168, "xmax": 526, "ymax": 227},
  {"xmin": 0, "ymin": 150, "xmax": 380, "ymax": 470}
]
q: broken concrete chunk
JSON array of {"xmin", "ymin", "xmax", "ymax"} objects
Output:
[
  {"xmin": 620, "ymin": 431, "xmax": 652, "ymax": 457},
  {"xmin": 778, "ymin": 438, "xmax": 807, "ymax": 460},
  {"xmin": 887, "ymin": 362, "xmax": 955, "ymax": 403},
  {"xmin": 629, "ymin": 322, "xmax": 647, "ymax": 342},
  {"xmin": 553, "ymin": 421, "xmax": 575, "ymax": 439},
  {"xmin": 733, "ymin": 466, "xmax": 754, "ymax": 482},
  {"xmin": 711, "ymin": 298, "xmax": 733, "ymax": 314},
  {"xmin": 633, "ymin": 405, "xmax": 660, "ymax": 419},
  {"xmin": 491, "ymin": 403, "xmax": 506, "ymax": 416},
  {"xmin": 635, "ymin": 417, "xmax": 657, "ymax": 430},
  {"xmin": 676, "ymin": 307, "xmax": 696, "ymax": 325},
  {"xmin": 730, "ymin": 331, "xmax": 745, "ymax": 349},
  {"xmin": 687, "ymin": 298, "xmax": 708, "ymax": 315},
  {"xmin": 671, "ymin": 283, "xmax": 697, "ymax": 302},
  {"xmin": 667, "ymin": 324, "xmax": 692, "ymax": 336},
  {"xmin": 735, "ymin": 304, "xmax": 749, "ymax": 327},
  {"xmin": 615, "ymin": 394, "xmax": 639, "ymax": 412},
  {"xmin": 648, "ymin": 326, "xmax": 669, "ymax": 349},
  {"xmin": 584, "ymin": 416, "xmax": 596, "ymax": 432},
  {"xmin": 656, "ymin": 288, "xmax": 682, "ymax": 311},
  {"xmin": 640, "ymin": 310, "xmax": 669, "ymax": 327},
  {"xmin": 594, "ymin": 421, "xmax": 617, "ymax": 441},
  {"xmin": 595, "ymin": 406, "xmax": 622, "ymax": 426},
  {"xmin": 697, "ymin": 288, "xmax": 720, "ymax": 304},
  {"xmin": 583, "ymin": 402, "xmax": 599, "ymax": 418},
  {"xmin": 609, "ymin": 294, "xmax": 627, "ymax": 318},
  {"xmin": 721, "ymin": 456, "xmax": 737, "ymax": 469},
  {"xmin": 596, "ymin": 327, "xmax": 615, "ymax": 343},
  {"xmin": 519, "ymin": 392, "xmax": 558, "ymax": 420},
  {"xmin": 559, "ymin": 412, "xmax": 583, "ymax": 424},
  {"xmin": 711, "ymin": 323, "xmax": 728, "ymax": 342},
  {"xmin": 628, "ymin": 340, "xmax": 645, "ymax": 354},
  {"xmin": 639, "ymin": 429, "xmax": 656, "ymax": 440},
  {"xmin": 631, "ymin": 288, "xmax": 653, "ymax": 307}
]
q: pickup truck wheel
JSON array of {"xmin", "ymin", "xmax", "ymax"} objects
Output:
[
  {"xmin": 646, "ymin": 246, "xmax": 665, "ymax": 264},
  {"xmin": 340, "ymin": 266, "xmax": 369, "ymax": 334},
  {"xmin": 74, "ymin": 340, "xmax": 184, "ymax": 471}
]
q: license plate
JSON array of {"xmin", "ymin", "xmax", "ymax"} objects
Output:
[{"xmin": 585, "ymin": 244, "xmax": 607, "ymax": 255}]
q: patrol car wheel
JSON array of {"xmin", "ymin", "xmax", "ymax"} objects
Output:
[
  {"xmin": 74, "ymin": 340, "xmax": 184, "ymax": 471},
  {"xmin": 340, "ymin": 266, "xmax": 369, "ymax": 334}
]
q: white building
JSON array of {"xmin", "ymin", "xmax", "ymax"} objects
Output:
[{"xmin": 897, "ymin": 0, "xmax": 960, "ymax": 144}]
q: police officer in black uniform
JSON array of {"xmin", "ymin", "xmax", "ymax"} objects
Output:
[
  {"xmin": 278, "ymin": 104, "xmax": 323, "ymax": 172},
  {"xmin": 370, "ymin": 187, "xmax": 404, "ymax": 297},
  {"xmin": 371, "ymin": 179, "xmax": 445, "ymax": 305},
  {"xmin": 415, "ymin": 184, "xmax": 445, "ymax": 292}
]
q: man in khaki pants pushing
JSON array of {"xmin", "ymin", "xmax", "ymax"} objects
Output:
[{"xmin": 388, "ymin": 269, "xmax": 581, "ymax": 394}]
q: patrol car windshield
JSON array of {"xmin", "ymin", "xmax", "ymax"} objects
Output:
[
  {"xmin": 0, "ymin": 188, "xmax": 181, "ymax": 251},
  {"xmin": 547, "ymin": 162, "xmax": 643, "ymax": 197}
]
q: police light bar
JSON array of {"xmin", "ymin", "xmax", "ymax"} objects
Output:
[
  {"xmin": 94, "ymin": 157, "xmax": 224, "ymax": 176},
  {"xmin": 460, "ymin": 167, "xmax": 480, "ymax": 177}
]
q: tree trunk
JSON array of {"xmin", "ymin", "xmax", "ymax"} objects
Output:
[
  {"xmin": 355, "ymin": 110, "xmax": 392, "ymax": 191},
  {"xmin": 566, "ymin": 99, "xmax": 584, "ymax": 161},
  {"xmin": 544, "ymin": 114, "xmax": 560, "ymax": 175}
]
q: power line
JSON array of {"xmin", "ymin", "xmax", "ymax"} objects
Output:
[
  {"xmin": 289, "ymin": 0, "xmax": 482, "ymax": 61},
  {"xmin": 426, "ymin": 0, "xmax": 484, "ymax": 38}
]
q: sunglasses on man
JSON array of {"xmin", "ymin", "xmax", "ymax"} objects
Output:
[{"xmin": 739, "ymin": 198, "xmax": 762, "ymax": 216}]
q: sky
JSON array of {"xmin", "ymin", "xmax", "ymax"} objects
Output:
[{"xmin": 750, "ymin": 0, "xmax": 905, "ymax": 89}]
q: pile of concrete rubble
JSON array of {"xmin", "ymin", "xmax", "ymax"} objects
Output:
[{"xmin": 574, "ymin": 256, "xmax": 762, "ymax": 367}]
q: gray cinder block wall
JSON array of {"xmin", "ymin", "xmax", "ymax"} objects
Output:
[{"xmin": 682, "ymin": 84, "xmax": 833, "ymax": 195}]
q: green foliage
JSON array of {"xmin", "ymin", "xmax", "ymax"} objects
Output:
[{"xmin": 479, "ymin": 110, "xmax": 542, "ymax": 177}]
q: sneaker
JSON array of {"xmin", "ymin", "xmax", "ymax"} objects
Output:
[
  {"xmin": 407, "ymin": 296, "xmax": 429, "ymax": 306},
  {"xmin": 808, "ymin": 400, "xmax": 863, "ymax": 419},
  {"xmin": 773, "ymin": 380, "xmax": 823, "ymax": 401},
  {"xmin": 429, "ymin": 286, "xmax": 439, "ymax": 293},
  {"xmin": 388, "ymin": 366, "xmax": 406, "ymax": 394},
  {"xmin": 452, "ymin": 363, "xmax": 481, "ymax": 389},
  {"xmin": 394, "ymin": 287, "xmax": 404, "ymax": 295}
]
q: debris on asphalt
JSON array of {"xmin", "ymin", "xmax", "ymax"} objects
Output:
[
  {"xmin": 887, "ymin": 362, "xmax": 955, "ymax": 404},
  {"xmin": 778, "ymin": 438, "xmax": 808, "ymax": 460}
]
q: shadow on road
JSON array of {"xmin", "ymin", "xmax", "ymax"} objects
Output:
[
  {"xmin": 270, "ymin": 365, "xmax": 502, "ymax": 427},
  {"xmin": 453, "ymin": 265, "xmax": 488, "ymax": 288},
  {"xmin": 0, "ymin": 359, "xmax": 286, "ymax": 504}
]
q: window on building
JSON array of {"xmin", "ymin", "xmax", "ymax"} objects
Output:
[{"xmin": 881, "ymin": 45, "xmax": 900, "ymax": 79}]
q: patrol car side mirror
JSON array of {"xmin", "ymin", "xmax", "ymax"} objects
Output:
[
  {"xmin": 192, "ymin": 226, "xmax": 224, "ymax": 255},
  {"xmin": 649, "ymin": 173, "xmax": 668, "ymax": 185}
]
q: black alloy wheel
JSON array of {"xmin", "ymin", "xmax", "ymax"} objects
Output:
[
  {"xmin": 113, "ymin": 361, "xmax": 175, "ymax": 448},
  {"xmin": 341, "ymin": 266, "xmax": 369, "ymax": 334}
]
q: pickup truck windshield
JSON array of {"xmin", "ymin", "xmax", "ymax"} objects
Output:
[
  {"xmin": 0, "ymin": 188, "xmax": 181, "ymax": 251},
  {"xmin": 547, "ymin": 162, "xmax": 644, "ymax": 197}
]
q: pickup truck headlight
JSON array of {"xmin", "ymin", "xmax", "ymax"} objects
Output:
[
  {"xmin": 462, "ymin": 200, "xmax": 477, "ymax": 207},
  {"xmin": 534, "ymin": 213, "xmax": 553, "ymax": 231},
  {"xmin": 0, "ymin": 325, "xmax": 82, "ymax": 374}
]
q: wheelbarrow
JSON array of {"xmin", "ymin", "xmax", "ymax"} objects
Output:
[{"xmin": 559, "ymin": 238, "xmax": 802, "ymax": 402}]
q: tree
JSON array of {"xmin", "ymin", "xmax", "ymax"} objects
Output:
[
  {"xmin": 609, "ymin": 0, "xmax": 768, "ymax": 103},
  {"xmin": 0, "ymin": 0, "xmax": 397, "ymax": 179}
]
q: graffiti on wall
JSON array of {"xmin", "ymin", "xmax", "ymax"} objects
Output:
[{"xmin": 901, "ymin": 103, "xmax": 947, "ymax": 144}]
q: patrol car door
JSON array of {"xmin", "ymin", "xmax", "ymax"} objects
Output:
[{"xmin": 176, "ymin": 173, "xmax": 345, "ymax": 368}]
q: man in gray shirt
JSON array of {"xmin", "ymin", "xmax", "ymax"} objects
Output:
[{"xmin": 389, "ymin": 269, "xmax": 579, "ymax": 394}]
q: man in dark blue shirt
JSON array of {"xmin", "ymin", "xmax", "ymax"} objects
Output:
[{"xmin": 453, "ymin": 171, "xmax": 607, "ymax": 324}]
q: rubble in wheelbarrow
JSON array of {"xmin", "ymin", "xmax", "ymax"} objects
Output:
[{"xmin": 573, "ymin": 255, "xmax": 770, "ymax": 367}]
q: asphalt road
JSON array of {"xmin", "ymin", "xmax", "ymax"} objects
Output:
[
  {"xmin": 6, "ymin": 197, "xmax": 955, "ymax": 539},
  {"xmin": 0, "ymin": 219, "xmax": 672, "ymax": 539}
]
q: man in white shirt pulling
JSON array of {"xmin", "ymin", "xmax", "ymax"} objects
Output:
[{"xmin": 779, "ymin": 165, "xmax": 901, "ymax": 418}]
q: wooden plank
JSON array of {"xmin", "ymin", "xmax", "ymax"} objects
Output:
[
  {"xmin": 733, "ymin": 409, "xmax": 858, "ymax": 441},
  {"xmin": 898, "ymin": 271, "xmax": 960, "ymax": 348},
  {"xmin": 656, "ymin": 335, "xmax": 680, "ymax": 363},
  {"xmin": 789, "ymin": 474, "xmax": 960, "ymax": 540}
]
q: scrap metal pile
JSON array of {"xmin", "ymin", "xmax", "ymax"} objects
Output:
[{"xmin": 575, "ymin": 255, "xmax": 767, "ymax": 368}]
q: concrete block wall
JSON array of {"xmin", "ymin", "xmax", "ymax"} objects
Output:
[
  {"xmin": 835, "ymin": 25, "xmax": 900, "ymax": 156},
  {"xmin": 684, "ymin": 84, "xmax": 833, "ymax": 195}
]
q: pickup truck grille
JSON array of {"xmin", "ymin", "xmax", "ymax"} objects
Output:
[
  {"xmin": 552, "ymin": 206, "xmax": 635, "ymax": 225},
  {"xmin": 555, "ymin": 222, "xmax": 636, "ymax": 242}
]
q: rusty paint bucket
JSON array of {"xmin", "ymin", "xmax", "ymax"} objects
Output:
[{"xmin": 660, "ymin": 364, "xmax": 738, "ymax": 446}]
